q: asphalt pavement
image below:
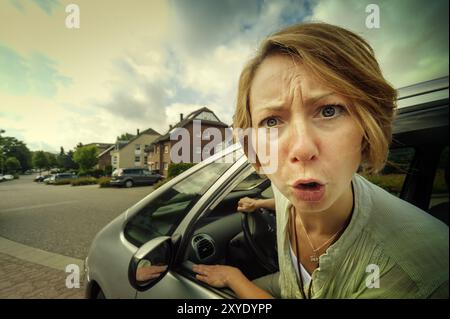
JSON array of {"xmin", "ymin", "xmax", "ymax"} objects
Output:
[{"xmin": 0, "ymin": 174, "xmax": 155, "ymax": 259}]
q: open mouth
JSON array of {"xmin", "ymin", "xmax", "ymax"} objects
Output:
[
  {"xmin": 292, "ymin": 180, "xmax": 326, "ymax": 201},
  {"xmin": 296, "ymin": 181, "xmax": 322, "ymax": 190}
]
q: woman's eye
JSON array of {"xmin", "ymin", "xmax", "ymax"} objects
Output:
[
  {"xmin": 320, "ymin": 104, "xmax": 344, "ymax": 118},
  {"xmin": 260, "ymin": 117, "xmax": 280, "ymax": 127}
]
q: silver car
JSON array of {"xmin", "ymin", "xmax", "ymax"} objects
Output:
[{"xmin": 85, "ymin": 77, "xmax": 449, "ymax": 299}]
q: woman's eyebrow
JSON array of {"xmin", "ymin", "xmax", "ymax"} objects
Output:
[
  {"xmin": 255, "ymin": 92, "xmax": 336, "ymax": 113},
  {"xmin": 304, "ymin": 92, "xmax": 335, "ymax": 105}
]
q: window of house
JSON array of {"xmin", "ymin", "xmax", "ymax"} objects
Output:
[
  {"xmin": 135, "ymin": 156, "xmax": 140, "ymax": 162},
  {"xmin": 144, "ymin": 156, "xmax": 148, "ymax": 164},
  {"xmin": 164, "ymin": 145, "xmax": 169, "ymax": 153},
  {"xmin": 164, "ymin": 162, "xmax": 168, "ymax": 170},
  {"xmin": 195, "ymin": 146, "xmax": 201, "ymax": 154},
  {"xmin": 135, "ymin": 144, "xmax": 141, "ymax": 151}
]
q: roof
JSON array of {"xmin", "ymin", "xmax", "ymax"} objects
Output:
[
  {"xmin": 113, "ymin": 128, "xmax": 161, "ymax": 151},
  {"xmin": 151, "ymin": 107, "xmax": 229, "ymax": 144},
  {"xmin": 97, "ymin": 144, "xmax": 115, "ymax": 158},
  {"xmin": 82, "ymin": 142, "xmax": 114, "ymax": 150},
  {"xmin": 392, "ymin": 76, "xmax": 449, "ymax": 147},
  {"xmin": 397, "ymin": 76, "xmax": 449, "ymax": 109}
]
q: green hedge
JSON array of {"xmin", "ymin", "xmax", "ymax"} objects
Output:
[
  {"xmin": 362, "ymin": 173, "xmax": 405, "ymax": 195},
  {"xmin": 98, "ymin": 177, "xmax": 112, "ymax": 188},
  {"xmin": 71, "ymin": 177, "xmax": 98, "ymax": 186},
  {"xmin": 53, "ymin": 179, "xmax": 73, "ymax": 185},
  {"xmin": 167, "ymin": 163, "xmax": 197, "ymax": 178},
  {"xmin": 363, "ymin": 170, "xmax": 448, "ymax": 195}
]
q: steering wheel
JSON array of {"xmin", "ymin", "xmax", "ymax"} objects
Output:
[{"xmin": 241, "ymin": 208, "xmax": 279, "ymax": 273}]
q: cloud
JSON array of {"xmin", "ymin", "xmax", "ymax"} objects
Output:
[
  {"xmin": 93, "ymin": 52, "xmax": 173, "ymax": 134},
  {"xmin": 308, "ymin": 0, "xmax": 449, "ymax": 88},
  {"xmin": 166, "ymin": 0, "xmax": 316, "ymax": 125},
  {"xmin": 0, "ymin": 44, "xmax": 72, "ymax": 97}
]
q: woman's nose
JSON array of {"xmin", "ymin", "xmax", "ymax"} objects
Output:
[{"xmin": 287, "ymin": 120, "xmax": 319, "ymax": 164}]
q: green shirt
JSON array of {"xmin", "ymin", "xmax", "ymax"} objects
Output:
[{"xmin": 273, "ymin": 174, "xmax": 449, "ymax": 298}]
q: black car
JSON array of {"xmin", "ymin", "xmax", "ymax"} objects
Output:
[
  {"xmin": 34, "ymin": 174, "xmax": 52, "ymax": 182},
  {"xmin": 110, "ymin": 168, "xmax": 164, "ymax": 188}
]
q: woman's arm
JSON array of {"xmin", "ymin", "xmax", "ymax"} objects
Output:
[
  {"xmin": 237, "ymin": 197, "xmax": 275, "ymax": 212},
  {"xmin": 192, "ymin": 264, "xmax": 274, "ymax": 299}
]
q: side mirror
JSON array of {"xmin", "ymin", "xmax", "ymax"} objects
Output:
[{"xmin": 128, "ymin": 236, "xmax": 172, "ymax": 291}]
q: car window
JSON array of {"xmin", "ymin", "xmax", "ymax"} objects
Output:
[
  {"xmin": 362, "ymin": 147, "xmax": 415, "ymax": 197},
  {"xmin": 429, "ymin": 146, "xmax": 449, "ymax": 209},
  {"xmin": 233, "ymin": 172, "xmax": 267, "ymax": 191},
  {"xmin": 124, "ymin": 160, "xmax": 234, "ymax": 247}
]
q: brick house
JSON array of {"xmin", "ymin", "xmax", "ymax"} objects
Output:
[
  {"xmin": 96, "ymin": 145, "xmax": 115, "ymax": 170},
  {"xmin": 80, "ymin": 143, "xmax": 114, "ymax": 170},
  {"xmin": 146, "ymin": 107, "xmax": 231, "ymax": 177},
  {"xmin": 110, "ymin": 128, "xmax": 161, "ymax": 170}
]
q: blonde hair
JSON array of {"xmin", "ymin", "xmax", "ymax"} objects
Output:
[{"xmin": 233, "ymin": 22, "xmax": 397, "ymax": 174}]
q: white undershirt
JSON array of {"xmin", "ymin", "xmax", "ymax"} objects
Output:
[{"xmin": 289, "ymin": 243, "xmax": 312, "ymax": 286}]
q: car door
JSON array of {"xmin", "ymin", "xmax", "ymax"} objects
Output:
[
  {"xmin": 132, "ymin": 147, "xmax": 244, "ymax": 298},
  {"xmin": 141, "ymin": 169, "xmax": 155, "ymax": 184}
]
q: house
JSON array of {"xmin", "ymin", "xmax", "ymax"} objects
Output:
[
  {"xmin": 83, "ymin": 142, "xmax": 114, "ymax": 154},
  {"xmin": 96, "ymin": 145, "xmax": 115, "ymax": 170},
  {"xmin": 110, "ymin": 128, "xmax": 161, "ymax": 170},
  {"xmin": 146, "ymin": 107, "xmax": 231, "ymax": 177},
  {"xmin": 80, "ymin": 143, "xmax": 114, "ymax": 171}
]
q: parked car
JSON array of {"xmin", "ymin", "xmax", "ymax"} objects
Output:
[
  {"xmin": 34, "ymin": 174, "xmax": 52, "ymax": 182},
  {"xmin": 45, "ymin": 173, "xmax": 77, "ymax": 184},
  {"xmin": 1, "ymin": 174, "xmax": 15, "ymax": 181},
  {"xmin": 110, "ymin": 168, "xmax": 164, "ymax": 188},
  {"xmin": 85, "ymin": 77, "xmax": 449, "ymax": 299}
]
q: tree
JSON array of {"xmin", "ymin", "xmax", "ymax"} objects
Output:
[
  {"xmin": 5, "ymin": 157, "xmax": 21, "ymax": 173},
  {"xmin": 57, "ymin": 147, "xmax": 77, "ymax": 171},
  {"xmin": 32, "ymin": 151, "xmax": 48, "ymax": 174},
  {"xmin": 73, "ymin": 145, "xmax": 98, "ymax": 173},
  {"xmin": 0, "ymin": 129, "xmax": 5, "ymax": 174},
  {"xmin": 0, "ymin": 136, "xmax": 32, "ymax": 172},
  {"xmin": 46, "ymin": 153, "xmax": 57, "ymax": 170},
  {"xmin": 116, "ymin": 133, "xmax": 135, "ymax": 142},
  {"xmin": 66, "ymin": 150, "xmax": 78, "ymax": 170}
]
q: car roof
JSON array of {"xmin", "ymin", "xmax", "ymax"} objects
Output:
[{"xmin": 393, "ymin": 76, "xmax": 449, "ymax": 147}]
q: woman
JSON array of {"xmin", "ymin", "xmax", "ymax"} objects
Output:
[{"xmin": 192, "ymin": 22, "xmax": 448, "ymax": 298}]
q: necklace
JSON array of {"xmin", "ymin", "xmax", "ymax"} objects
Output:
[
  {"xmin": 291, "ymin": 206, "xmax": 345, "ymax": 264},
  {"xmin": 290, "ymin": 207, "xmax": 313, "ymax": 299}
]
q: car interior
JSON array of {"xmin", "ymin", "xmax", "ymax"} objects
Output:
[{"xmin": 179, "ymin": 168, "xmax": 279, "ymax": 297}]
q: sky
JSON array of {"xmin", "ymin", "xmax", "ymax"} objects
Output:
[{"xmin": 0, "ymin": 0, "xmax": 448, "ymax": 153}]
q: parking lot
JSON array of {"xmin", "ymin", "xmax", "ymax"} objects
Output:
[{"xmin": 0, "ymin": 174, "xmax": 155, "ymax": 298}]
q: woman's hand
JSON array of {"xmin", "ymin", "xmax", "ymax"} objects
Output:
[
  {"xmin": 192, "ymin": 264, "xmax": 243, "ymax": 288},
  {"xmin": 192, "ymin": 264, "xmax": 274, "ymax": 299},
  {"xmin": 237, "ymin": 197, "xmax": 259, "ymax": 213}
]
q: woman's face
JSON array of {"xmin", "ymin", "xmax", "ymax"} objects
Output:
[{"xmin": 249, "ymin": 54, "xmax": 364, "ymax": 213}]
